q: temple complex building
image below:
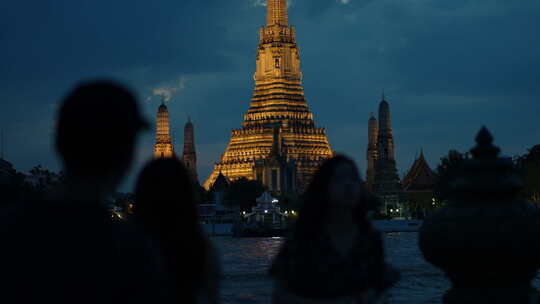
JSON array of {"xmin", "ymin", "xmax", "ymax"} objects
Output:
[
  {"xmin": 402, "ymin": 150, "xmax": 437, "ymax": 218},
  {"xmin": 204, "ymin": 0, "xmax": 334, "ymax": 193},
  {"xmin": 402, "ymin": 150, "xmax": 437, "ymax": 192},
  {"xmin": 182, "ymin": 117, "xmax": 198, "ymax": 183},
  {"xmin": 367, "ymin": 94, "xmax": 405, "ymax": 216},
  {"xmin": 153, "ymin": 100, "xmax": 175, "ymax": 159}
]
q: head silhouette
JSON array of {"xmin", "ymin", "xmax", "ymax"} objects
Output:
[
  {"xmin": 134, "ymin": 157, "xmax": 200, "ymax": 234},
  {"xmin": 295, "ymin": 155, "xmax": 370, "ymax": 239},
  {"xmin": 55, "ymin": 81, "xmax": 147, "ymax": 184},
  {"xmin": 134, "ymin": 157, "xmax": 206, "ymax": 300}
]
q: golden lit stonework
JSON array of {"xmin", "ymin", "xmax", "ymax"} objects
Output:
[
  {"xmin": 153, "ymin": 100, "xmax": 175, "ymax": 159},
  {"xmin": 203, "ymin": 0, "xmax": 333, "ymax": 192}
]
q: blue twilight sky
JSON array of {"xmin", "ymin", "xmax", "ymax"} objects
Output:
[{"xmin": 1, "ymin": 0, "xmax": 539, "ymax": 191}]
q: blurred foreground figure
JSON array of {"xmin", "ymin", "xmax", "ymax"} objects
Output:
[
  {"xmin": 0, "ymin": 81, "xmax": 174, "ymax": 303},
  {"xmin": 270, "ymin": 155, "xmax": 399, "ymax": 304},
  {"xmin": 135, "ymin": 158, "xmax": 221, "ymax": 304},
  {"xmin": 420, "ymin": 128, "xmax": 540, "ymax": 304}
]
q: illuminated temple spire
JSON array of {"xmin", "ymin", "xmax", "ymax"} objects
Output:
[
  {"xmin": 203, "ymin": 0, "xmax": 333, "ymax": 192},
  {"xmin": 267, "ymin": 0, "xmax": 288, "ymax": 27},
  {"xmin": 153, "ymin": 98, "xmax": 174, "ymax": 159}
]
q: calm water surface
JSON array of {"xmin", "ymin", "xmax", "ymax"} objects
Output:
[
  {"xmin": 213, "ymin": 233, "xmax": 540, "ymax": 303},
  {"xmin": 212, "ymin": 233, "xmax": 448, "ymax": 304}
]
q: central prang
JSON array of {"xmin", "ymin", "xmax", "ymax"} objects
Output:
[{"xmin": 203, "ymin": 0, "xmax": 334, "ymax": 194}]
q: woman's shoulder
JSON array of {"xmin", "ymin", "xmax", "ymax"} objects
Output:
[{"xmin": 203, "ymin": 238, "xmax": 221, "ymax": 274}]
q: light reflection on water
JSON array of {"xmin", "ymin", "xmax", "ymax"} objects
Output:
[{"xmin": 212, "ymin": 233, "xmax": 540, "ymax": 304}]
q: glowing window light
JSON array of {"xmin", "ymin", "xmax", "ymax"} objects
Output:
[{"xmin": 264, "ymin": 210, "xmax": 268, "ymax": 214}]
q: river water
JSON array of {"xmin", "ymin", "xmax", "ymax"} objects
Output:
[
  {"xmin": 213, "ymin": 233, "xmax": 540, "ymax": 303},
  {"xmin": 213, "ymin": 233, "xmax": 449, "ymax": 304}
]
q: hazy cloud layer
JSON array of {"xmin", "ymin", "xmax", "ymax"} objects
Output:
[{"xmin": 1, "ymin": 0, "xmax": 539, "ymax": 189}]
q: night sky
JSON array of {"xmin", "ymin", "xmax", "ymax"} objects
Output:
[{"xmin": 1, "ymin": 0, "xmax": 539, "ymax": 190}]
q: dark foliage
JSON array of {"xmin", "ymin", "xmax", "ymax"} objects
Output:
[
  {"xmin": 515, "ymin": 145, "xmax": 540, "ymax": 202},
  {"xmin": 224, "ymin": 177, "xmax": 265, "ymax": 211},
  {"xmin": 434, "ymin": 150, "xmax": 469, "ymax": 204}
]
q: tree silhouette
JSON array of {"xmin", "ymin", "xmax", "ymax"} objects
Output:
[
  {"xmin": 434, "ymin": 150, "xmax": 469, "ymax": 204},
  {"xmin": 515, "ymin": 145, "xmax": 540, "ymax": 203},
  {"xmin": 224, "ymin": 177, "xmax": 265, "ymax": 211}
]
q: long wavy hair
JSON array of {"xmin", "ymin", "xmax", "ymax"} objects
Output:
[
  {"xmin": 134, "ymin": 157, "xmax": 205, "ymax": 299},
  {"xmin": 293, "ymin": 155, "xmax": 372, "ymax": 242}
]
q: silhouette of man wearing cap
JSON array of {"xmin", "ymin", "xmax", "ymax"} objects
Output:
[{"xmin": 0, "ymin": 81, "xmax": 175, "ymax": 303}]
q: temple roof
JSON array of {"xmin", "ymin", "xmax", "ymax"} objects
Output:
[
  {"xmin": 402, "ymin": 151, "xmax": 437, "ymax": 192},
  {"xmin": 211, "ymin": 172, "xmax": 230, "ymax": 192}
]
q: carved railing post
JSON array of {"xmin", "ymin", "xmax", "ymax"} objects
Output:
[{"xmin": 419, "ymin": 127, "xmax": 540, "ymax": 304}]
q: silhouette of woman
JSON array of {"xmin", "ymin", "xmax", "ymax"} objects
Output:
[
  {"xmin": 135, "ymin": 158, "xmax": 220, "ymax": 304},
  {"xmin": 270, "ymin": 155, "xmax": 399, "ymax": 304}
]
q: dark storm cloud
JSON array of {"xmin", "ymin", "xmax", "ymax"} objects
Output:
[
  {"xmin": 288, "ymin": 0, "xmax": 540, "ymax": 166},
  {"xmin": 1, "ymin": 0, "xmax": 233, "ymax": 88},
  {"xmin": 0, "ymin": 0, "xmax": 539, "ymax": 188}
]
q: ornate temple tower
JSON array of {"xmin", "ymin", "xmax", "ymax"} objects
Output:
[
  {"xmin": 366, "ymin": 113, "xmax": 378, "ymax": 190},
  {"xmin": 153, "ymin": 100, "xmax": 175, "ymax": 159},
  {"xmin": 204, "ymin": 0, "xmax": 333, "ymax": 192},
  {"xmin": 372, "ymin": 95, "xmax": 404, "ymax": 214},
  {"xmin": 182, "ymin": 117, "xmax": 198, "ymax": 183}
]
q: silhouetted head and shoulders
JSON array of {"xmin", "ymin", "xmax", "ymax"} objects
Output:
[
  {"xmin": 293, "ymin": 155, "xmax": 374, "ymax": 241},
  {"xmin": 0, "ymin": 81, "xmax": 175, "ymax": 303},
  {"xmin": 55, "ymin": 81, "xmax": 147, "ymax": 203},
  {"xmin": 270, "ymin": 155, "xmax": 398, "ymax": 300},
  {"xmin": 135, "ymin": 157, "xmax": 220, "ymax": 304}
]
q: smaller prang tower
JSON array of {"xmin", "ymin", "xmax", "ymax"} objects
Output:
[
  {"xmin": 182, "ymin": 117, "xmax": 198, "ymax": 183},
  {"xmin": 369, "ymin": 93, "xmax": 404, "ymax": 215},
  {"xmin": 153, "ymin": 99, "xmax": 175, "ymax": 159},
  {"xmin": 366, "ymin": 113, "xmax": 378, "ymax": 190}
]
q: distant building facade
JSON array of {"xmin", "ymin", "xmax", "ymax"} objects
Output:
[
  {"xmin": 153, "ymin": 100, "xmax": 175, "ymax": 159},
  {"xmin": 204, "ymin": 0, "xmax": 333, "ymax": 193}
]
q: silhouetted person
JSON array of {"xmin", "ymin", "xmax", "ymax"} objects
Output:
[
  {"xmin": 270, "ymin": 155, "xmax": 399, "ymax": 304},
  {"xmin": 0, "ymin": 81, "xmax": 175, "ymax": 303},
  {"xmin": 134, "ymin": 158, "xmax": 221, "ymax": 304}
]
